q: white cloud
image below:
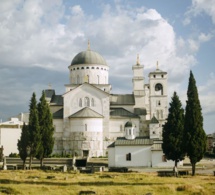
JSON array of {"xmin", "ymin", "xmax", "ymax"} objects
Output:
[
  {"xmin": 199, "ymin": 72, "xmax": 215, "ymax": 115},
  {"xmin": 184, "ymin": 0, "xmax": 215, "ymax": 24},
  {"xmin": 0, "ymin": 0, "xmax": 214, "ymax": 133}
]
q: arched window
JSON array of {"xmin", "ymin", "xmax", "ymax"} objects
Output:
[
  {"xmin": 79, "ymin": 98, "xmax": 82, "ymax": 107},
  {"xmin": 85, "ymin": 124, "xmax": 87, "ymax": 131},
  {"xmin": 85, "ymin": 97, "xmax": 90, "ymax": 107},
  {"xmin": 161, "ymin": 110, "xmax": 163, "ymax": 119},
  {"xmin": 77, "ymin": 75, "xmax": 80, "ymax": 84},
  {"xmin": 85, "ymin": 75, "xmax": 89, "ymax": 83},
  {"xmin": 155, "ymin": 83, "xmax": 163, "ymax": 95},
  {"xmin": 91, "ymin": 98, "xmax": 94, "ymax": 107},
  {"xmin": 97, "ymin": 75, "xmax": 99, "ymax": 84}
]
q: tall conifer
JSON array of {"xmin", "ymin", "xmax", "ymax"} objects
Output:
[
  {"xmin": 184, "ymin": 71, "xmax": 206, "ymax": 176},
  {"xmin": 162, "ymin": 92, "xmax": 185, "ymax": 167},
  {"xmin": 28, "ymin": 92, "xmax": 41, "ymax": 169},
  {"xmin": 17, "ymin": 123, "xmax": 29, "ymax": 169},
  {"xmin": 37, "ymin": 91, "xmax": 54, "ymax": 167}
]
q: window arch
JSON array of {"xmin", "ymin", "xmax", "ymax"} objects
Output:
[
  {"xmin": 79, "ymin": 98, "xmax": 82, "ymax": 107},
  {"xmin": 155, "ymin": 83, "xmax": 163, "ymax": 95},
  {"xmin": 97, "ymin": 75, "xmax": 99, "ymax": 84},
  {"xmin": 91, "ymin": 98, "xmax": 94, "ymax": 107},
  {"xmin": 85, "ymin": 97, "xmax": 90, "ymax": 107},
  {"xmin": 77, "ymin": 75, "xmax": 80, "ymax": 84}
]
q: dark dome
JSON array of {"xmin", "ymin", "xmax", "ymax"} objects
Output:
[
  {"xmin": 125, "ymin": 121, "xmax": 133, "ymax": 128},
  {"xmin": 71, "ymin": 50, "xmax": 107, "ymax": 66}
]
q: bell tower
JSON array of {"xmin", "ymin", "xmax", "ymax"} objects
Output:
[
  {"xmin": 149, "ymin": 62, "xmax": 168, "ymax": 126},
  {"xmin": 132, "ymin": 54, "xmax": 145, "ymax": 108}
]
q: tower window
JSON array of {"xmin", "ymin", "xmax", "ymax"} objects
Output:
[
  {"xmin": 161, "ymin": 75, "xmax": 164, "ymax": 78},
  {"xmin": 153, "ymin": 75, "xmax": 156, "ymax": 78},
  {"xmin": 77, "ymin": 67, "xmax": 79, "ymax": 70},
  {"xmin": 91, "ymin": 67, "xmax": 94, "ymax": 69},
  {"xmin": 96, "ymin": 67, "xmax": 99, "ymax": 69},
  {"xmin": 73, "ymin": 68, "xmax": 75, "ymax": 70},
  {"xmin": 86, "ymin": 67, "xmax": 89, "ymax": 69},
  {"xmin": 81, "ymin": 67, "xmax": 84, "ymax": 69},
  {"xmin": 155, "ymin": 83, "xmax": 163, "ymax": 95},
  {"xmin": 85, "ymin": 124, "xmax": 87, "ymax": 131}
]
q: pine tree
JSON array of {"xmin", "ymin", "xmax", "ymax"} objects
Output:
[
  {"xmin": 17, "ymin": 123, "xmax": 29, "ymax": 169},
  {"xmin": 36, "ymin": 91, "xmax": 54, "ymax": 167},
  {"xmin": 162, "ymin": 91, "xmax": 185, "ymax": 167},
  {"xmin": 28, "ymin": 92, "xmax": 41, "ymax": 169},
  {"xmin": 184, "ymin": 71, "xmax": 206, "ymax": 176}
]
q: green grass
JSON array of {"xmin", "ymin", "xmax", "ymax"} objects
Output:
[{"xmin": 0, "ymin": 170, "xmax": 214, "ymax": 194}]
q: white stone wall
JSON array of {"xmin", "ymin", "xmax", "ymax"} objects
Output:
[
  {"xmin": 114, "ymin": 145, "xmax": 152, "ymax": 167},
  {"xmin": 108, "ymin": 147, "xmax": 115, "ymax": 167},
  {"xmin": 69, "ymin": 64, "xmax": 109, "ymax": 85},
  {"xmin": 0, "ymin": 127, "xmax": 21, "ymax": 156}
]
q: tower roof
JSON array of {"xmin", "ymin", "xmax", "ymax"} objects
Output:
[
  {"xmin": 71, "ymin": 50, "xmax": 107, "ymax": 66},
  {"xmin": 150, "ymin": 116, "xmax": 159, "ymax": 124}
]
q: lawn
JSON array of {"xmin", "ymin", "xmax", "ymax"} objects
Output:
[{"xmin": 0, "ymin": 170, "xmax": 214, "ymax": 195}]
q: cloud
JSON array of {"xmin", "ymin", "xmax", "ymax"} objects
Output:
[
  {"xmin": 0, "ymin": 0, "xmax": 214, "ymax": 134},
  {"xmin": 199, "ymin": 72, "xmax": 215, "ymax": 115},
  {"xmin": 184, "ymin": 0, "xmax": 215, "ymax": 24}
]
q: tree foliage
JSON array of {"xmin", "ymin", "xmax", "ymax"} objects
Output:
[
  {"xmin": 162, "ymin": 91, "xmax": 185, "ymax": 166},
  {"xmin": 17, "ymin": 123, "xmax": 29, "ymax": 169},
  {"xmin": 184, "ymin": 71, "xmax": 206, "ymax": 176},
  {"xmin": 28, "ymin": 92, "xmax": 41, "ymax": 169},
  {"xmin": 36, "ymin": 91, "xmax": 54, "ymax": 166}
]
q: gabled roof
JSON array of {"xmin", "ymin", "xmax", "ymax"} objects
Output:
[
  {"xmin": 150, "ymin": 116, "xmax": 159, "ymax": 124},
  {"xmin": 134, "ymin": 108, "xmax": 147, "ymax": 115},
  {"xmin": 63, "ymin": 82, "xmax": 109, "ymax": 97},
  {"xmin": 108, "ymin": 137, "xmax": 153, "ymax": 148},
  {"xmin": 53, "ymin": 108, "xmax": 63, "ymax": 119},
  {"xmin": 110, "ymin": 107, "xmax": 139, "ymax": 118},
  {"xmin": 110, "ymin": 94, "xmax": 135, "ymax": 105},
  {"xmin": 69, "ymin": 107, "xmax": 103, "ymax": 118}
]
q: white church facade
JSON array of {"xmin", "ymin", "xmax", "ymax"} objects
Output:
[{"xmin": 45, "ymin": 43, "xmax": 168, "ymax": 158}]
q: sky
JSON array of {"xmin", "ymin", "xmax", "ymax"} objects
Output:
[{"xmin": 0, "ymin": 0, "xmax": 214, "ymax": 134}]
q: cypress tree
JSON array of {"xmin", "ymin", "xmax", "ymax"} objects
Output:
[
  {"xmin": 162, "ymin": 91, "xmax": 185, "ymax": 167},
  {"xmin": 17, "ymin": 123, "xmax": 29, "ymax": 169},
  {"xmin": 36, "ymin": 91, "xmax": 54, "ymax": 167},
  {"xmin": 184, "ymin": 71, "xmax": 206, "ymax": 176},
  {"xmin": 28, "ymin": 92, "xmax": 41, "ymax": 169}
]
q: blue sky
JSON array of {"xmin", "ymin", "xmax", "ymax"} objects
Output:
[{"xmin": 0, "ymin": 0, "xmax": 214, "ymax": 134}]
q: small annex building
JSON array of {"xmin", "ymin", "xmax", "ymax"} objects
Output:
[{"xmin": 108, "ymin": 121, "xmax": 176, "ymax": 168}]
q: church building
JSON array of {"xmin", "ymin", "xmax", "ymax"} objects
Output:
[{"xmin": 45, "ymin": 43, "xmax": 168, "ymax": 158}]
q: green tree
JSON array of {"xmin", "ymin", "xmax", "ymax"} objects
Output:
[
  {"xmin": 184, "ymin": 71, "xmax": 206, "ymax": 176},
  {"xmin": 17, "ymin": 123, "xmax": 29, "ymax": 169},
  {"xmin": 36, "ymin": 91, "xmax": 54, "ymax": 167},
  {"xmin": 162, "ymin": 91, "xmax": 185, "ymax": 167},
  {"xmin": 28, "ymin": 92, "xmax": 41, "ymax": 169}
]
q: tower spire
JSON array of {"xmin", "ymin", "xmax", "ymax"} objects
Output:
[
  {"xmin": 136, "ymin": 54, "xmax": 140, "ymax": 65},
  {"xmin": 156, "ymin": 61, "xmax": 159, "ymax": 70},
  {"xmin": 87, "ymin": 40, "xmax": 90, "ymax": 50}
]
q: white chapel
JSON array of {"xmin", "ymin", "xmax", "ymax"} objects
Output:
[{"xmin": 45, "ymin": 42, "xmax": 168, "ymax": 158}]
